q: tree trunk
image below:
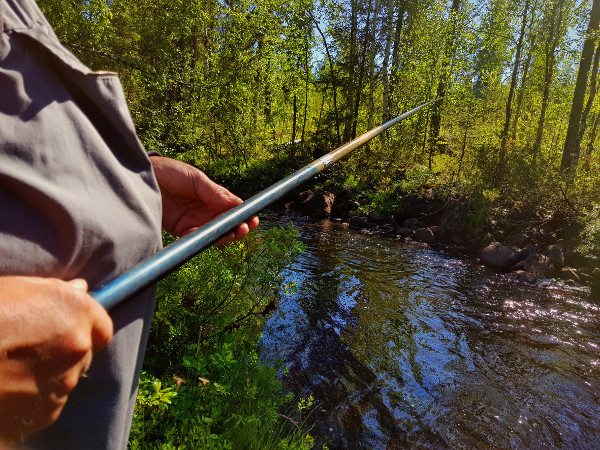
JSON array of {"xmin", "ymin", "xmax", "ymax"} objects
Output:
[
  {"xmin": 292, "ymin": 92, "xmax": 297, "ymax": 145},
  {"xmin": 576, "ymin": 42, "xmax": 600, "ymax": 155},
  {"xmin": 511, "ymin": 34, "xmax": 536, "ymax": 140},
  {"xmin": 343, "ymin": 0, "xmax": 359, "ymax": 142},
  {"xmin": 429, "ymin": 0, "xmax": 461, "ymax": 155},
  {"xmin": 381, "ymin": 0, "xmax": 395, "ymax": 131},
  {"xmin": 499, "ymin": 0, "xmax": 530, "ymax": 163},
  {"xmin": 533, "ymin": 1, "xmax": 564, "ymax": 162},
  {"xmin": 583, "ymin": 110, "xmax": 600, "ymax": 170},
  {"xmin": 313, "ymin": 18, "xmax": 341, "ymax": 145},
  {"xmin": 561, "ymin": 0, "xmax": 600, "ymax": 175},
  {"xmin": 367, "ymin": 0, "xmax": 381, "ymax": 133},
  {"xmin": 302, "ymin": 42, "xmax": 309, "ymax": 143},
  {"xmin": 352, "ymin": 0, "xmax": 373, "ymax": 139},
  {"xmin": 389, "ymin": 0, "xmax": 407, "ymax": 111}
]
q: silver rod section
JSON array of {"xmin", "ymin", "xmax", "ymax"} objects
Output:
[{"xmin": 92, "ymin": 99, "xmax": 440, "ymax": 309}]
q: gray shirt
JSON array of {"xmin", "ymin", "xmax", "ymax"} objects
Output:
[{"xmin": 0, "ymin": 0, "xmax": 163, "ymax": 447}]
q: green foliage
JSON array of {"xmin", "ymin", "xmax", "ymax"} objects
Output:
[
  {"xmin": 577, "ymin": 204, "xmax": 600, "ymax": 262},
  {"xmin": 129, "ymin": 226, "xmax": 311, "ymax": 448}
]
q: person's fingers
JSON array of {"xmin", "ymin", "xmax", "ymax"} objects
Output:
[
  {"xmin": 247, "ymin": 215, "xmax": 260, "ymax": 230},
  {"xmin": 215, "ymin": 231, "xmax": 237, "ymax": 247},
  {"xmin": 198, "ymin": 181, "xmax": 243, "ymax": 211},
  {"xmin": 88, "ymin": 300, "xmax": 113, "ymax": 353},
  {"xmin": 234, "ymin": 223, "xmax": 250, "ymax": 240},
  {"xmin": 67, "ymin": 278, "xmax": 88, "ymax": 291},
  {"xmin": 64, "ymin": 278, "xmax": 113, "ymax": 353}
]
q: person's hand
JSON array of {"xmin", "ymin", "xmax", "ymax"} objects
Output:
[
  {"xmin": 150, "ymin": 156, "xmax": 259, "ymax": 242},
  {"xmin": 0, "ymin": 276, "xmax": 113, "ymax": 445}
]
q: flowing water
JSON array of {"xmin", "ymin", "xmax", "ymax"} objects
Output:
[{"xmin": 259, "ymin": 211, "xmax": 600, "ymax": 449}]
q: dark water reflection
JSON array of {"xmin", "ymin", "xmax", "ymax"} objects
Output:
[{"xmin": 259, "ymin": 211, "xmax": 600, "ymax": 449}]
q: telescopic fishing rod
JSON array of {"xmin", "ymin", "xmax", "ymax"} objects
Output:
[{"xmin": 92, "ymin": 98, "xmax": 441, "ymax": 309}]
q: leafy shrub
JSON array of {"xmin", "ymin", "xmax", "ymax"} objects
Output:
[
  {"xmin": 577, "ymin": 204, "xmax": 600, "ymax": 262},
  {"xmin": 130, "ymin": 226, "xmax": 312, "ymax": 448}
]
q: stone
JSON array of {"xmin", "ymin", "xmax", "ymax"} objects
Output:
[
  {"xmin": 414, "ymin": 227, "xmax": 435, "ymax": 243},
  {"xmin": 546, "ymin": 245, "xmax": 565, "ymax": 270},
  {"xmin": 394, "ymin": 194, "xmax": 444, "ymax": 225},
  {"xmin": 298, "ymin": 189, "xmax": 335, "ymax": 218},
  {"xmin": 479, "ymin": 233, "xmax": 495, "ymax": 247},
  {"xmin": 395, "ymin": 227, "xmax": 415, "ymax": 239},
  {"xmin": 331, "ymin": 199, "xmax": 359, "ymax": 220},
  {"xmin": 430, "ymin": 225, "xmax": 445, "ymax": 242},
  {"xmin": 560, "ymin": 267, "xmax": 580, "ymax": 282},
  {"xmin": 349, "ymin": 216, "xmax": 369, "ymax": 229},
  {"xmin": 520, "ymin": 244, "xmax": 544, "ymax": 261},
  {"xmin": 523, "ymin": 254, "xmax": 555, "ymax": 278},
  {"xmin": 440, "ymin": 202, "xmax": 468, "ymax": 236},
  {"xmin": 403, "ymin": 218, "xmax": 419, "ymax": 229},
  {"xmin": 511, "ymin": 270, "xmax": 537, "ymax": 283},
  {"xmin": 480, "ymin": 242, "xmax": 520, "ymax": 271}
]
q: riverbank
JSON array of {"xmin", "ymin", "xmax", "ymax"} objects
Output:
[{"xmin": 279, "ymin": 186, "xmax": 600, "ymax": 296}]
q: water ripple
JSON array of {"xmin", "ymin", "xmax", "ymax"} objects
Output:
[{"xmin": 260, "ymin": 212, "xmax": 600, "ymax": 448}]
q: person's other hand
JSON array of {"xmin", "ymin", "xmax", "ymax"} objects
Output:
[
  {"xmin": 150, "ymin": 156, "xmax": 259, "ymax": 243},
  {"xmin": 0, "ymin": 276, "xmax": 113, "ymax": 444}
]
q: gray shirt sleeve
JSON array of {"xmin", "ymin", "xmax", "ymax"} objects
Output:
[{"xmin": 1, "ymin": 0, "xmax": 163, "ymax": 448}]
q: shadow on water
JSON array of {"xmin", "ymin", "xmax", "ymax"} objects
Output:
[{"xmin": 259, "ymin": 211, "xmax": 600, "ymax": 449}]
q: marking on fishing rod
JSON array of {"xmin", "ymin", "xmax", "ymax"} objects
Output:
[{"xmin": 318, "ymin": 154, "xmax": 335, "ymax": 168}]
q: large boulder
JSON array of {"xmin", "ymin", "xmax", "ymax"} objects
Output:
[
  {"xmin": 298, "ymin": 189, "xmax": 335, "ymax": 218},
  {"xmin": 480, "ymin": 242, "xmax": 520, "ymax": 271},
  {"xmin": 523, "ymin": 254, "xmax": 555, "ymax": 278}
]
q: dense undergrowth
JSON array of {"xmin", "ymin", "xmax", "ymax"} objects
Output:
[
  {"xmin": 200, "ymin": 137, "xmax": 600, "ymax": 265},
  {"xmin": 129, "ymin": 227, "xmax": 314, "ymax": 449}
]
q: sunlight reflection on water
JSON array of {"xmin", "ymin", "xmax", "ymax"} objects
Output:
[{"xmin": 260, "ymin": 211, "xmax": 600, "ymax": 449}]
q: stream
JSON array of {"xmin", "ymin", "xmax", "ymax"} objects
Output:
[{"xmin": 259, "ymin": 211, "xmax": 600, "ymax": 449}]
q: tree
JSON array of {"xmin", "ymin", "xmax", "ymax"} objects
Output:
[
  {"xmin": 499, "ymin": 0, "xmax": 532, "ymax": 161},
  {"xmin": 532, "ymin": 0, "xmax": 568, "ymax": 162},
  {"xmin": 429, "ymin": 0, "xmax": 461, "ymax": 164},
  {"xmin": 561, "ymin": 0, "xmax": 600, "ymax": 175}
]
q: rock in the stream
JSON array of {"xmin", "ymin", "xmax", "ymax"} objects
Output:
[
  {"xmin": 298, "ymin": 189, "xmax": 335, "ymax": 218},
  {"xmin": 440, "ymin": 201, "xmax": 468, "ymax": 236},
  {"xmin": 523, "ymin": 254, "xmax": 555, "ymax": 278},
  {"xmin": 414, "ymin": 227, "xmax": 435, "ymax": 243},
  {"xmin": 403, "ymin": 218, "xmax": 419, "ymax": 229},
  {"xmin": 546, "ymin": 245, "xmax": 565, "ymax": 270},
  {"xmin": 480, "ymin": 242, "xmax": 520, "ymax": 271},
  {"xmin": 331, "ymin": 199, "xmax": 360, "ymax": 220},
  {"xmin": 349, "ymin": 216, "xmax": 370, "ymax": 229},
  {"xmin": 560, "ymin": 267, "xmax": 580, "ymax": 282}
]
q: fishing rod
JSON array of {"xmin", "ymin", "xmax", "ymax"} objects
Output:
[{"xmin": 92, "ymin": 98, "xmax": 441, "ymax": 309}]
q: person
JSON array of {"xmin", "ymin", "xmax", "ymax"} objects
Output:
[{"xmin": 0, "ymin": 0, "xmax": 258, "ymax": 447}]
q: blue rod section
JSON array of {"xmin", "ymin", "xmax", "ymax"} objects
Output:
[{"xmin": 92, "ymin": 99, "xmax": 440, "ymax": 309}]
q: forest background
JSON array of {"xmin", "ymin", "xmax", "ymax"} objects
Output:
[{"xmin": 37, "ymin": 0, "xmax": 600, "ymax": 447}]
